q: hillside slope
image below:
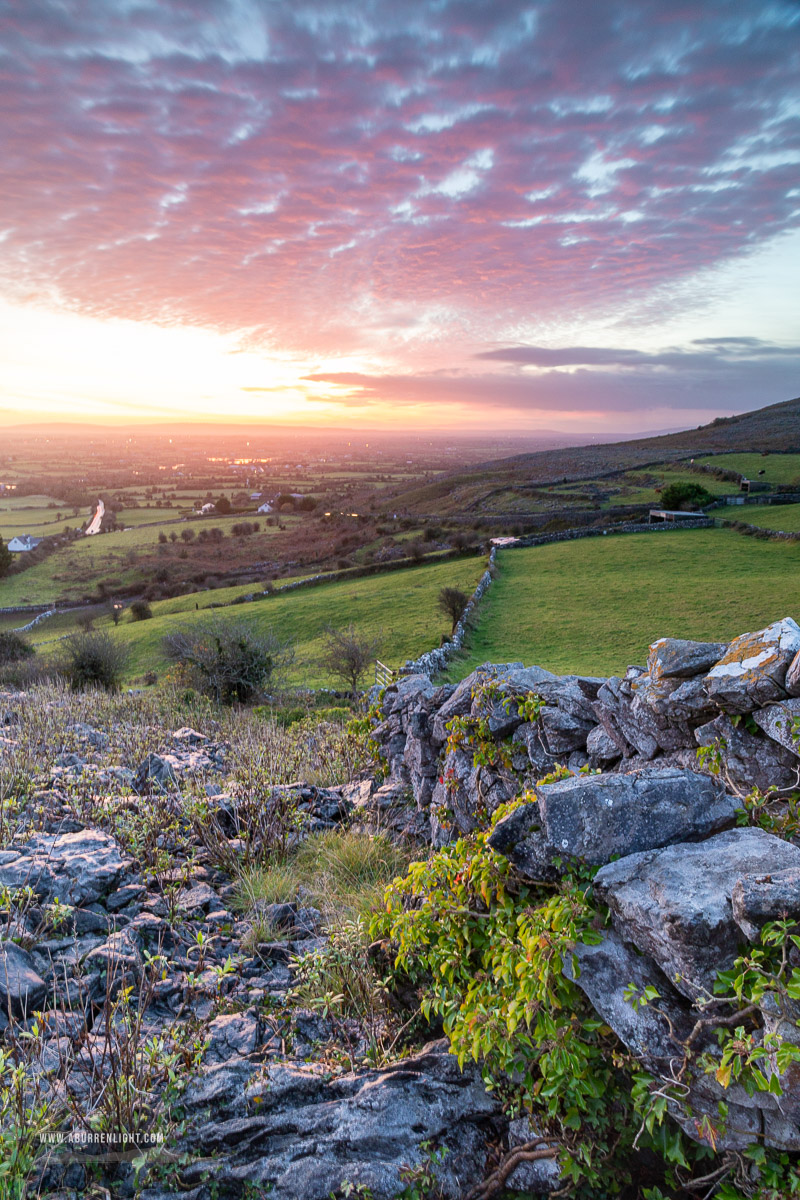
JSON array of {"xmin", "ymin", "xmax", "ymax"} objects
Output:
[{"xmin": 391, "ymin": 395, "xmax": 800, "ymax": 513}]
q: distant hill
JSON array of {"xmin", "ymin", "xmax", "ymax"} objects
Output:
[{"xmin": 390, "ymin": 395, "xmax": 800, "ymax": 513}]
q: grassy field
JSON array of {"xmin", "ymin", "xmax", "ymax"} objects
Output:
[
  {"xmin": 449, "ymin": 527, "xmax": 800, "ymax": 679},
  {"xmin": 719, "ymin": 503, "xmax": 800, "ymax": 532},
  {"xmin": 694, "ymin": 453, "xmax": 800, "ymax": 487},
  {"xmin": 26, "ymin": 555, "xmax": 487, "ymax": 686}
]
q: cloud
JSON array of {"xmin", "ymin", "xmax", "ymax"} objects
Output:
[
  {"xmin": 475, "ymin": 339, "xmax": 800, "ymax": 370},
  {"xmin": 0, "ymin": 0, "xmax": 797, "ymax": 375},
  {"xmin": 305, "ymin": 336, "xmax": 800, "ymax": 415}
]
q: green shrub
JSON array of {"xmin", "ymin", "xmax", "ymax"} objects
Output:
[
  {"xmin": 0, "ymin": 632, "xmax": 34, "ymax": 665},
  {"xmin": 128, "ymin": 599, "xmax": 153, "ymax": 621},
  {"xmin": 60, "ymin": 631, "xmax": 129, "ymax": 691},
  {"xmin": 659, "ymin": 481, "xmax": 713, "ymax": 510},
  {"xmin": 163, "ymin": 619, "xmax": 294, "ymax": 704}
]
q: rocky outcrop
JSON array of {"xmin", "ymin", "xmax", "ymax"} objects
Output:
[{"xmin": 141, "ymin": 1041, "xmax": 502, "ymax": 1200}]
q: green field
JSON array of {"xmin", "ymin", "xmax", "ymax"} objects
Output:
[
  {"xmin": 26, "ymin": 556, "xmax": 487, "ymax": 686},
  {"xmin": 694, "ymin": 453, "xmax": 800, "ymax": 487},
  {"xmin": 720, "ymin": 503, "xmax": 800, "ymax": 533},
  {"xmin": 449, "ymin": 528, "xmax": 800, "ymax": 679}
]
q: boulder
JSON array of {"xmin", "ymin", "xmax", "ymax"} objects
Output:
[
  {"xmin": 487, "ymin": 802, "xmax": 561, "ymax": 883},
  {"xmin": 0, "ymin": 941, "xmax": 47, "ymax": 1018},
  {"xmin": 381, "ymin": 674, "xmax": 435, "ymax": 719},
  {"xmin": 647, "ymin": 638, "xmax": 727, "ymax": 680},
  {"xmin": 704, "ymin": 618, "xmax": 800, "ymax": 713},
  {"xmin": 586, "ymin": 724, "xmax": 621, "ymax": 762},
  {"xmin": 595, "ymin": 828, "xmax": 800, "ymax": 1000},
  {"xmin": 594, "ymin": 677, "xmax": 659, "ymax": 760},
  {"xmin": 534, "ymin": 768, "xmax": 736, "ymax": 865},
  {"xmin": 565, "ymin": 929, "xmax": 693, "ymax": 1067},
  {"xmin": 510, "ymin": 722, "xmax": 558, "ymax": 777},
  {"xmin": 786, "ymin": 648, "xmax": 800, "ymax": 697},
  {"xmin": 172, "ymin": 727, "xmax": 209, "ymax": 746},
  {"xmin": 752, "ymin": 698, "xmax": 800, "ymax": 756},
  {"xmin": 538, "ymin": 706, "xmax": 594, "ymax": 754},
  {"xmin": 662, "ymin": 676, "xmax": 718, "ymax": 724},
  {"xmin": 133, "ymin": 753, "xmax": 178, "ymax": 792},
  {"xmin": 695, "ymin": 714, "xmax": 798, "ymax": 793}
]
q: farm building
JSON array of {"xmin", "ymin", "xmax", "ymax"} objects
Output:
[
  {"xmin": 648, "ymin": 509, "xmax": 704, "ymax": 523},
  {"xmin": 8, "ymin": 535, "xmax": 43, "ymax": 552}
]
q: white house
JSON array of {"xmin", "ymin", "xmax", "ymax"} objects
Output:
[
  {"xmin": 8, "ymin": 535, "xmax": 43, "ymax": 552},
  {"xmin": 257, "ymin": 502, "xmax": 273, "ymax": 514},
  {"xmin": 199, "ymin": 503, "xmax": 216, "ymax": 515}
]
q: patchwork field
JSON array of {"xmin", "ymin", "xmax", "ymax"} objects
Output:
[
  {"xmin": 24, "ymin": 555, "xmax": 487, "ymax": 686},
  {"xmin": 449, "ymin": 527, "xmax": 800, "ymax": 679}
]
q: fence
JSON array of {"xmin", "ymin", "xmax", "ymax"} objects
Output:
[{"xmin": 375, "ymin": 659, "xmax": 396, "ymax": 688}]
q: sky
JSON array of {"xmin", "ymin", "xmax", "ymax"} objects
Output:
[{"xmin": 1, "ymin": 0, "xmax": 799, "ymax": 435}]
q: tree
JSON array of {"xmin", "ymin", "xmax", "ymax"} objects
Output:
[
  {"xmin": 438, "ymin": 586, "xmax": 469, "ymax": 634},
  {"xmin": 0, "ymin": 537, "xmax": 11, "ymax": 580},
  {"xmin": 164, "ymin": 620, "xmax": 294, "ymax": 704},
  {"xmin": 659, "ymin": 481, "xmax": 713, "ymax": 511},
  {"xmin": 215, "ymin": 495, "xmax": 232, "ymax": 514},
  {"xmin": 321, "ymin": 623, "xmax": 381, "ymax": 695}
]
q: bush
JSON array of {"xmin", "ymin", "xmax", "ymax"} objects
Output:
[
  {"xmin": 0, "ymin": 537, "xmax": 11, "ymax": 579},
  {"xmin": 163, "ymin": 619, "xmax": 295, "ymax": 704},
  {"xmin": 60, "ymin": 632, "xmax": 129, "ymax": 691},
  {"xmin": 659, "ymin": 481, "xmax": 713, "ymax": 510},
  {"xmin": 128, "ymin": 599, "xmax": 153, "ymax": 622},
  {"xmin": 0, "ymin": 632, "xmax": 34, "ymax": 665}
]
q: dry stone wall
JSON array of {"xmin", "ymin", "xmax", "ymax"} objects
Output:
[{"xmin": 373, "ymin": 617, "xmax": 800, "ymax": 1156}]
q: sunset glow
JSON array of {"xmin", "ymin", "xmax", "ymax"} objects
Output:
[{"xmin": 1, "ymin": 1, "xmax": 798, "ymax": 433}]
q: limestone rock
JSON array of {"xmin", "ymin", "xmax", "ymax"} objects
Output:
[
  {"xmin": 704, "ymin": 618, "xmax": 800, "ymax": 713},
  {"xmin": 535, "ymin": 768, "xmax": 736, "ymax": 865},
  {"xmin": 0, "ymin": 830, "xmax": 128, "ymax": 907},
  {"xmin": 586, "ymin": 724, "xmax": 621, "ymax": 762},
  {"xmin": 648, "ymin": 638, "xmax": 727, "ymax": 680},
  {"xmin": 695, "ymin": 714, "xmax": 798, "ymax": 793},
  {"xmin": 203, "ymin": 1014, "xmax": 260, "ymax": 1065},
  {"xmin": 157, "ymin": 1040, "xmax": 501, "ymax": 1200},
  {"xmin": 538, "ymin": 706, "xmax": 594, "ymax": 754},
  {"xmin": 565, "ymin": 929, "xmax": 693, "ymax": 1067},
  {"xmin": 595, "ymin": 828, "xmax": 800, "ymax": 1000},
  {"xmin": 732, "ymin": 867, "xmax": 800, "ymax": 942},
  {"xmin": 504, "ymin": 1116, "xmax": 562, "ymax": 1194},
  {"xmin": 487, "ymin": 802, "xmax": 561, "ymax": 883},
  {"xmin": 0, "ymin": 941, "xmax": 47, "ymax": 1018},
  {"xmin": 753, "ymin": 697, "xmax": 800, "ymax": 756}
]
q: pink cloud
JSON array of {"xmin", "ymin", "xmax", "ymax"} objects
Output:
[{"xmin": 0, "ymin": 0, "xmax": 797, "ymax": 412}]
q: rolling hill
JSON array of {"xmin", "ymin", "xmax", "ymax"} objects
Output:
[{"xmin": 390, "ymin": 395, "xmax": 800, "ymax": 515}]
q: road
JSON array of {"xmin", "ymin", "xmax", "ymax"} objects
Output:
[{"xmin": 85, "ymin": 498, "xmax": 105, "ymax": 535}]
